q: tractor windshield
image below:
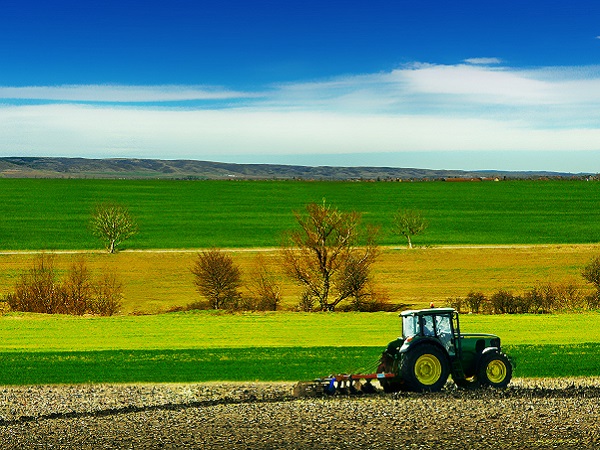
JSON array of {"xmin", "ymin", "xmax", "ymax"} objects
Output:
[{"xmin": 402, "ymin": 315, "xmax": 419, "ymax": 338}]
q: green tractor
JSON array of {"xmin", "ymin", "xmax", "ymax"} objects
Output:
[{"xmin": 378, "ymin": 307, "xmax": 513, "ymax": 392}]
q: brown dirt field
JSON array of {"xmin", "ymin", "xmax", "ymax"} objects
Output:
[
  {"xmin": 1, "ymin": 244, "xmax": 599, "ymax": 314},
  {"xmin": 1, "ymin": 378, "xmax": 599, "ymax": 449}
]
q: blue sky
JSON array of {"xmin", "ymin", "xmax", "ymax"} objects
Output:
[{"xmin": 1, "ymin": 0, "xmax": 600, "ymax": 172}]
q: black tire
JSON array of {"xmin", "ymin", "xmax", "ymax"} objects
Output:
[
  {"xmin": 377, "ymin": 352, "xmax": 403, "ymax": 393},
  {"xmin": 401, "ymin": 344, "xmax": 450, "ymax": 392},
  {"xmin": 478, "ymin": 352, "xmax": 512, "ymax": 388}
]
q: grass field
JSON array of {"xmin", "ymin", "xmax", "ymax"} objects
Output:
[
  {"xmin": 0, "ymin": 311, "xmax": 599, "ymax": 384},
  {"xmin": 2, "ymin": 178, "xmax": 600, "ymax": 385},
  {"xmin": 1, "ymin": 179, "xmax": 600, "ymax": 250}
]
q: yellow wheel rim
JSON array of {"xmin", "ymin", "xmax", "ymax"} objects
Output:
[
  {"xmin": 486, "ymin": 359, "xmax": 507, "ymax": 384},
  {"xmin": 414, "ymin": 354, "xmax": 442, "ymax": 385}
]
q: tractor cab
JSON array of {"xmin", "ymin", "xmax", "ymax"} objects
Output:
[{"xmin": 401, "ymin": 308, "xmax": 457, "ymax": 356}]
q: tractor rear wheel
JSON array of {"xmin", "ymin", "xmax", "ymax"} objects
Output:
[
  {"xmin": 401, "ymin": 344, "xmax": 449, "ymax": 392},
  {"xmin": 478, "ymin": 352, "xmax": 512, "ymax": 388}
]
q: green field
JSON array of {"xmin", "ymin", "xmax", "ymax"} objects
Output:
[
  {"xmin": 1, "ymin": 311, "xmax": 599, "ymax": 384},
  {"xmin": 2, "ymin": 178, "xmax": 600, "ymax": 385},
  {"xmin": 1, "ymin": 179, "xmax": 600, "ymax": 250}
]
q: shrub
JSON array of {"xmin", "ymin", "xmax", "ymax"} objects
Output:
[
  {"xmin": 582, "ymin": 256, "xmax": 600, "ymax": 290},
  {"xmin": 446, "ymin": 297, "xmax": 464, "ymax": 313},
  {"xmin": 490, "ymin": 289, "xmax": 520, "ymax": 314},
  {"xmin": 90, "ymin": 271, "xmax": 123, "ymax": 316},
  {"xmin": 586, "ymin": 292, "xmax": 600, "ymax": 310},
  {"xmin": 523, "ymin": 286, "xmax": 546, "ymax": 313},
  {"xmin": 582, "ymin": 256, "xmax": 600, "ymax": 308},
  {"xmin": 61, "ymin": 258, "xmax": 94, "ymax": 315},
  {"xmin": 465, "ymin": 291, "xmax": 486, "ymax": 313},
  {"xmin": 247, "ymin": 255, "xmax": 281, "ymax": 311},
  {"xmin": 8, "ymin": 254, "xmax": 63, "ymax": 314},
  {"xmin": 191, "ymin": 249, "xmax": 242, "ymax": 310},
  {"xmin": 552, "ymin": 281, "xmax": 585, "ymax": 311},
  {"xmin": 524, "ymin": 281, "xmax": 586, "ymax": 313},
  {"xmin": 6, "ymin": 255, "xmax": 122, "ymax": 316},
  {"xmin": 0, "ymin": 300, "xmax": 11, "ymax": 315}
]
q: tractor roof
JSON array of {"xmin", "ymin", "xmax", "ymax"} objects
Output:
[{"xmin": 400, "ymin": 307, "xmax": 455, "ymax": 317}]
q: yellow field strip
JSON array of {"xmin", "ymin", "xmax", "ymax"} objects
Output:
[{"xmin": 1, "ymin": 244, "xmax": 599, "ymax": 314}]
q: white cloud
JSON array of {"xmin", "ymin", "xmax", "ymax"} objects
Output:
[
  {"xmin": 463, "ymin": 57, "xmax": 502, "ymax": 65},
  {"xmin": 1, "ymin": 61, "xmax": 600, "ymax": 171},
  {"xmin": 2, "ymin": 104, "xmax": 600, "ymax": 159},
  {"xmin": 394, "ymin": 63, "xmax": 554, "ymax": 104},
  {"xmin": 0, "ymin": 85, "xmax": 255, "ymax": 102}
]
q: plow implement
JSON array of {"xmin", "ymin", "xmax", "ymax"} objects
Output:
[{"xmin": 293, "ymin": 372, "xmax": 397, "ymax": 397}]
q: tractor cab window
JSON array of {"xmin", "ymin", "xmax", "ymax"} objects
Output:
[
  {"xmin": 435, "ymin": 314, "xmax": 452, "ymax": 335},
  {"xmin": 422, "ymin": 315, "xmax": 435, "ymax": 336},
  {"xmin": 435, "ymin": 314, "xmax": 455, "ymax": 355},
  {"xmin": 402, "ymin": 315, "xmax": 419, "ymax": 338}
]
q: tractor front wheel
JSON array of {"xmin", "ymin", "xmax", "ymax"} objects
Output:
[
  {"xmin": 478, "ymin": 352, "xmax": 512, "ymax": 388},
  {"xmin": 401, "ymin": 344, "xmax": 449, "ymax": 392}
]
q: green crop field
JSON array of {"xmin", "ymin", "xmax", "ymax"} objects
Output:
[
  {"xmin": 2, "ymin": 178, "xmax": 600, "ymax": 385},
  {"xmin": 0, "ymin": 311, "xmax": 599, "ymax": 384},
  {"xmin": 1, "ymin": 178, "xmax": 600, "ymax": 250}
]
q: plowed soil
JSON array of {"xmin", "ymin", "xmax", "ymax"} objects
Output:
[{"xmin": 1, "ymin": 378, "xmax": 599, "ymax": 449}]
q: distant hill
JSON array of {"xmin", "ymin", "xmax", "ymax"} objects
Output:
[{"xmin": 0, "ymin": 157, "xmax": 593, "ymax": 180}]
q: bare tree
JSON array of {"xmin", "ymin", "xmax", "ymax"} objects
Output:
[
  {"xmin": 90, "ymin": 203, "xmax": 138, "ymax": 253},
  {"xmin": 91, "ymin": 270, "xmax": 123, "ymax": 316},
  {"xmin": 393, "ymin": 209, "xmax": 428, "ymax": 249},
  {"xmin": 191, "ymin": 249, "xmax": 242, "ymax": 310},
  {"xmin": 582, "ymin": 256, "xmax": 600, "ymax": 307},
  {"xmin": 7, "ymin": 255, "xmax": 123, "ymax": 316},
  {"xmin": 61, "ymin": 258, "xmax": 94, "ymax": 315},
  {"xmin": 582, "ymin": 256, "xmax": 600, "ymax": 290},
  {"xmin": 248, "ymin": 255, "xmax": 281, "ymax": 311},
  {"xmin": 9, "ymin": 254, "xmax": 62, "ymax": 314},
  {"xmin": 281, "ymin": 200, "xmax": 379, "ymax": 311}
]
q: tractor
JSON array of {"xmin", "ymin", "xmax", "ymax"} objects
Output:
[
  {"xmin": 294, "ymin": 307, "xmax": 513, "ymax": 396},
  {"xmin": 377, "ymin": 307, "xmax": 513, "ymax": 392}
]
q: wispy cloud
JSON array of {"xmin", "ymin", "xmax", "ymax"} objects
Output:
[
  {"xmin": 1, "ymin": 60, "xmax": 600, "ymax": 171},
  {"xmin": 463, "ymin": 57, "xmax": 502, "ymax": 65},
  {"xmin": 391, "ymin": 63, "xmax": 554, "ymax": 105},
  {"xmin": 0, "ymin": 85, "xmax": 256, "ymax": 103},
  {"xmin": 262, "ymin": 62, "xmax": 600, "ymax": 129}
]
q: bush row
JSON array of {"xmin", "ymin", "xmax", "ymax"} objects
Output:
[
  {"xmin": 2, "ymin": 255, "xmax": 122, "ymax": 316},
  {"xmin": 447, "ymin": 282, "xmax": 600, "ymax": 314}
]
